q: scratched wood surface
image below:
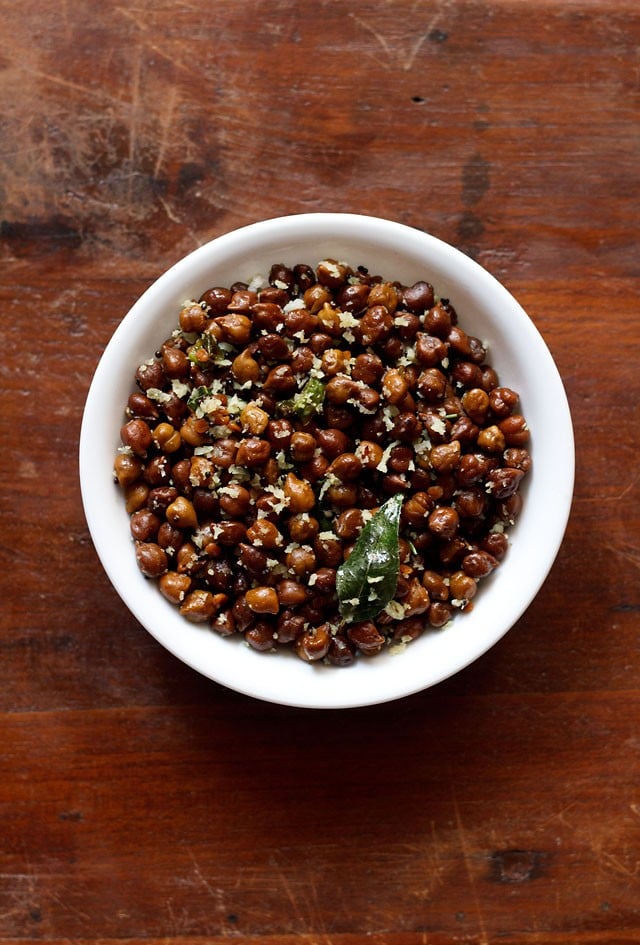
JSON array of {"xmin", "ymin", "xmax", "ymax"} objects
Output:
[{"xmin": 1, "ymin": 0, "xmax": 639, "ymax": 943}]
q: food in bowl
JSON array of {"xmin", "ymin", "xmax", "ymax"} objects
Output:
[{"xmin": 113, "ymin": 257, "xmax": 530, "ymax": 666}]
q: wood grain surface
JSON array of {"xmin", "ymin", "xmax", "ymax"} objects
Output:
[{"xmin": 1, "ymin": 1, "xmax": 639, "ymax": 943}]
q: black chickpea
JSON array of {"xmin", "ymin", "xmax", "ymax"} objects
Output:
[
  {"xmin": 125, "ymin": 481, "xmax": 150, "ymax": 515},
  {"xmin": 115, "ymin": 258, "xmax": 530, "ymax": 665}
]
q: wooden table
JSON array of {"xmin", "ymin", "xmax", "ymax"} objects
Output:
[{"xmin": 2, "ymin": 1, "xmax": 639, "ymax": 942}]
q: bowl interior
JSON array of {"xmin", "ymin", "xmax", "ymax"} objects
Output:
[{"xmin": 80, "ymin": 213, "xmax": 574, "ymax": 708}]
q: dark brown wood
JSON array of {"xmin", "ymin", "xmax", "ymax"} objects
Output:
[{"xmin": 1, "ymin": 1, "xmax": 639, "ymax": 943}]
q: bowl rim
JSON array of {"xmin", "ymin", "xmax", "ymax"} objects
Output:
[{"xmin": 79, "ymin": 212, "xmax": 575, "ymax": 708}]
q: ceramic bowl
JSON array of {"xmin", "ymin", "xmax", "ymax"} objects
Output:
[{"xmin": 79, "ymin": 213, "xmax": 574, "ymax": 708}]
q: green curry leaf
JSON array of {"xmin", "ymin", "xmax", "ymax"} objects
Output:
[
  {"xmin": 278, "ymin": 376, "xmax": 326, "ymax": 421},
  {"xmin": 336, "ymin": 493, "xmax": 403, "ymax": 623},
  {"xmin": 187, "ymin": 385, "xmax": 212, "ymax": 412}
]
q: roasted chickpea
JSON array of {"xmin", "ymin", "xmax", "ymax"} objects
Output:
[
  {"xmin": 214, "ymin": 313, "xmax": 252, "ymax": 345},
  {"xmin": 264, "ymin": 364, "xmax": 296, "ymax": 394},
  {"xmin": 228, "ymin": 288, "xmax": 257, "ymax": 312},
  {"xmin": 189, "ymin": 456, "xmax": 213, "ymax": 488},
  {"xmin": 499, "ymin": 414, "xmax": 530, "ymax": 446},
  {"xmin": 246, "ymin": 519, "xmax": 283, "ymax": 549},
  {"xmin": 277, "ymin": 580, "xmax": 309, "ymax": 607},
  {"xmin": 455, "ymin": 488, "xmax": 487, "ymax": 518},
  {"xmin": 316, "ymin": 428, "xmax": 350, "ymax": 458},
  {"xmin": 287, "ymin": 513, "xmax": 320, "ymax": 543},
  {"xmin": 489, "ymin": 386, "xmax": 519, "ymax": 417},
  {"xmin": 429, "ymin": 440, "xmax": 461, "ymax": 473},
  {"xmin": 212, "ymin": 609, "xmax": 237, "ymax": 637},
  {"xmin": 392, "ymin": 411, "xmax": 422, "ymax": 442},
  {"xmin": 480, "ymin": 530, "xmax": 509, "ymax": 560},
  {"xmin": 402, "ymin": 492, "xmax": 433, "ymax": 526},
  {"xmin": 381, "ymin": 368, "xmax": 408, "ymax": 405},
  {"xmin": 402, "ymin": 280, "xmax": 434, "ymax": 312},
  {"xmin": 240, "ymin": 403, "xmax": 269, "ymax": 434},
  {"xmin": 285, "ymin": 545, "xmax": 316, "ymax": 577},
  {"xmin": 219, "ymin": 483, "xmax": 252, "ymax": 517},
  {"xmin": 166, "ymin": 496, "xmax": 198, "ymax": 530},
  {"xmin": 428, "ymin": 601, "xmax": 453, "ymax": 628},
  {"xmin": 449, "ymin": 571, "xmax": 477, "ymax": 602},
  {"xmin": 276, "ymin": 610, "xmax": 306, "ymax": 644},
  {"xmin": 451, "ymin": 361, "xmax": 483, "ymax": 390},
  {"xmin": 235, "ymin": 437, "xmax": 271, "ymax": 467},
  {"xmin": 356, "ymin": 440, "xmax": 384, "ymax": 469},
  {"xmin": 327, "ymin": 634, "xmax": 356, "ymax": 666},
  {"xmin": 503, "ymin": 447, "xmax": 532, "ymax": 473},
  {"xmin": 347, "ymin": 621, "xmax": 385, "ymax": 655},
  {"xmin": 252, "ymin": 302, "xmax": 285, "ymax": 332},
  {"xmin": 130, "ymin": 508, "xmax": 161, "ymax": 542},
  {"xmin": 423, "ymin": 301, "xmax": 453, "ymax": 337},
  {"xmin": 159, "ymin": 571, "xmax": 192, "ymax": 605},
  {"xmin": 417, "ymin": 368, "xmax": 447, "ymax": 403},
  {"xmin": 312, "ymin": 567, "xmax": 337, "ymax": 593},
  {"xmin": 290, "ymin": 431, "xmax": 317, "ymax": 463},
  {"xmin": 461, "ymin": 388, "xmax": 490, "ymax": 424},
  {"xmin": 120, "ymin": 419, "xmax": 152, "ymax": 457},
  {"xmin": 296, "ymin": 624, "xmax": 331, "ymax": 661},
  {"xmin": 179, "ymin": 302, "xmax": 208, "ymax": 333},
  {"xmin": 334, "ymin": 508, "xmax": 364, "ymax": 541},
  {"xmin": 462, "ymin": 551, "xmax": 499, "ymax": 579},
  {"xmin": 216, "ymin": 521, "xmax": 247, "ymax": 546},
  {"xmin": 231, "ymin": 348, "xmax": 261, "ymax": 384},
  {"xmin": 114, "ymin": 452, "xmax": 144, "ymax": 488},
  {"xmin": 283, "ymin": 473, "xmax": 315, "ymax": 512},
  {"xmin": 325, "ymin": 375, "xmax": 357, "ymax": 405},
  {"xmin": 199, "ymin": 285, "xmax": 232, "ymax": 314},
  {"xmin": 267, "ymin": 419, "xmax": 293, "ymax": 450},
  {"xmin": 326, "ymin": 482, "xmax": 358, "ymax": 508},
  {"xmin": 161, "ymin": 345, "xmax": 189, "ymax": 379},
  {"xmin": 125, "ymin": 481, "xmax": 150, "ymax": 514},
  {"xmin": 180, "ymin": 416, "xmax": 209, "ymax": 448},
  {"xmin": 357, "ymin": 305, "xmax": 393, "ymax": 345},
  {"xmin": 321, "ymin": 348, "xmax": 352, "ymax": 376},
  {"xmin": 135, "ymin": 541, "xmax": 168, "ymax": 578},
  {"xmin": 477, "ymin": 424, "xmax": 506, "ymax": 453},
  {"xmin": 352, "ymin": 352, "xmax": 384, "ymax": 385},
  {"xmin": 152, "ymin": 422, "xmax": 181, "ymax": 453},
  {"xmin": 238, "ymin": 543, "xmax": 268, "ymax": 579},
  {"xmin": 180, "ymin": 589, "xmax": 221, "ymax": 622},
  {"xmin": 143, "ymin": 454, "xmax": 171, "ymax": 487},
  {"xmin": 422, "ymin": 570, "xmax": 450, "ymax": 600},
  {"xmin": 328, "ymin": 453, "xmax": 362, "ymax": 482},
  {"xmin": 314, "ymin": 534, "xmax": 343, "ymax": 568},
  {"xmin": 202, "ymin": 559, "xmax": 233, "ymax": 591},
  {"xmin": 127, "ymin": 391, "xmax": 160, "ymax": 421},
  {"xmin": 403, "ymin": 579, "xmax": 431, "ymax": 616},
  {"xmin": 447, "ymin": 325, "xmax": 472, "ymax": 357},
  {"xmin": 303, "ymin": 283, "xmax": 332, "ymax": 312},
  {"xmin": 245, "ymin": 623, "xmax": 276, "ymax": 651},
  {"xmin": 147, "ymin": 487, "xmax": 178, "ymax": 515},
  {"xmin": 336, "ymin": 282, "xmax": 370, "ymax": 313},
  {"xmin": 135, "ymin": 359, "xmax": 165, "ymax": 392},
  {"xmin": 486, "ymin": 467, "xmax": 525, "ymax": 498},
  {"xmin": 428, "ymin": 506, "xmax": 459, "ymax": 539},
  {"xmin": 245, "ymin": 586, "xmax": 280, "ymax": 615}
]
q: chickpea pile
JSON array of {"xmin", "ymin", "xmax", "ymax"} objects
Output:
[{"xmin": 114, "ymin": 259, "xmax": 531, "ymax": 666}]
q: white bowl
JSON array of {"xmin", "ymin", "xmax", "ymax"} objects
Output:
[{"xmin": 79, "ymin": 213, "xmax": 574, "ymax": 708}]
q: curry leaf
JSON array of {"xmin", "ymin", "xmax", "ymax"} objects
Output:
[
  {"xmin": 187, "ymin": 385, "xmax": 212, "ymax": 412},
  {"xmin": 278, "ymin": 376, "xmax": 326, "ymax": 421},
  {"xmin": 336, "ymin": 493, "xmax": 403, "ymax": 623}
]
